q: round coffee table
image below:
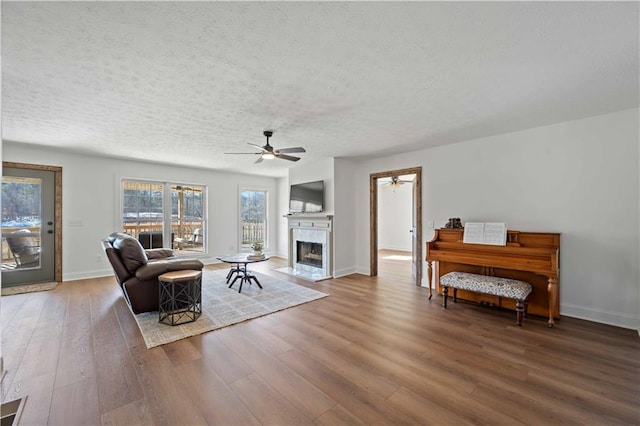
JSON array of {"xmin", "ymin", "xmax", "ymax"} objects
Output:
[{"xmin": 216, "ymin": 253, "xmax": 270, "ymax": 293}]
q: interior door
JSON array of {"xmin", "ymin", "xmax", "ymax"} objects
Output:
[{"xmin": 2, "ymin": 167, "xmax": 56, "ymax": 286}]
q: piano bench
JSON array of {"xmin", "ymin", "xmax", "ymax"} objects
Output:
[{"xmin": 441, "ymin": 272, "xmax": 533, "ymax": 326}]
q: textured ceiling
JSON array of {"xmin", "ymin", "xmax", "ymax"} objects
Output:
[{"xmin": 2, "ymin": 2, "xmax": 638, "ymax": 177}]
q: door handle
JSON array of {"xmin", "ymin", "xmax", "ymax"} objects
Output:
[{"xmin": 47, "ymin": 230, "xmax": 54, "ymax": 234}]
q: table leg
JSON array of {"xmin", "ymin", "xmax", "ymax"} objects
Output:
[
  {"xmin": 226, "ymin": 261, "xmax": 264, "ymax": 293},
  {"xmin": 249, "ymin": 274, "xmax": 263, "ymax": 289},
  {"xmin": 239, "ymin": 263, "xmax": 252, "ymax": 293}
]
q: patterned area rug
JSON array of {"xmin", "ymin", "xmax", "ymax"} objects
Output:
[
  {"xmin": 134, "ymin": 269, "xmax": 328, "ymax": 349},
  {"xmin": 1, "ymin": 281, "xmax": 58, "ymax": 296}
]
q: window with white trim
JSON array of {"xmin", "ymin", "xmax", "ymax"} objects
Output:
[
  {"xmin": 121, "ymin": 180, "xmax": 206, "ymax": 253},
  {"xmin": 239, "ymin": 188, "xmax": 267, "ymax": 250}
]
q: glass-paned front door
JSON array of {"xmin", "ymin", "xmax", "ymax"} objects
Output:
[{"xmin": 2, "ymin": 168, "xmax": 55, "ymax": 286}]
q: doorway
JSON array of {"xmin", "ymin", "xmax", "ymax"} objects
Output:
[
  {"xmin": 2, "ymin": 162, "xmax": 62, "ymax": 286},
  {"xmin": 377, "ymin": 174, "xmax": 416, "ymax": 280},
  {"xmin": 370, "ymin": 167, "xmax": 422, "ymax": 286}
]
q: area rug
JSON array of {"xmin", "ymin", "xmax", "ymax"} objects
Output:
[
  {"xmin": 133, "ymin": 269, "xmax": 328, "ymax": 349},
  {"xmin": 1, "ymin": 281, "xmax": 58, "ymax": 296}
]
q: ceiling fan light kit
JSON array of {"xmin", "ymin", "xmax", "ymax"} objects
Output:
[
  {"xmin": 225, "ymin": 130, "xmax": 306, "ymax": 164},
  {"xmin": 380, "ymin": 175, "xmax": 415, "ymax": 191}
]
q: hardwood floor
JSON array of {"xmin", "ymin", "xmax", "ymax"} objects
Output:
[{"xmin": 2, "ymin": 253, "xmax": 639, "ymax": 425}]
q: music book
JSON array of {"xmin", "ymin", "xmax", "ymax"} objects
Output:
[{"xmin": 463, "ymin": 222, "xmax": 507, "ymax": 246}]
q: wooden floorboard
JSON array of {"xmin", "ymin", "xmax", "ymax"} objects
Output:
[{"xmin": 1, "ymin": 250, "xmax": 638, "ymax": 425}]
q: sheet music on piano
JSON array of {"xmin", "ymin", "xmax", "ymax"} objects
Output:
[{"xmin": 463, "ymin": 222, "xmax": 507, "ymax": 246}]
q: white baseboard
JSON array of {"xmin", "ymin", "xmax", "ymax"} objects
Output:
[
  {"xmin": 355, "ymin": 266, "xmax": 370, "ymax": 276},
  {"xmin": 378, "ymin": 245, "xmax": 411, "ymax": 252},
  {"xmin": 333, "ymin": 266, "xmax": 357, "ymax": 278},
  {"xmin": 560, "ymin": 303, "xmax": 640, "ymax": 331},
  {"xmin": 63, "ymin": 268, "xmax": 113, "ymax": 282}
]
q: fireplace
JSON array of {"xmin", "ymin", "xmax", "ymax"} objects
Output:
[
  {"xmin": 296, "ymin": 241, "xmax": 323, "ymax": 268},
  {"xmin": 282, "ymin": 215, "xmax": 333, "ymax": 281}
]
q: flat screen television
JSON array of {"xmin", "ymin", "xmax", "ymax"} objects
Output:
[{"xmin": 289, "ymin": 180, "xmax": 324, "ymax": 213}]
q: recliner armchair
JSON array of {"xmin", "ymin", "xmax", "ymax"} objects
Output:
[{"xmin": 102, "ymin": 232, "xmax": 204, "ymax": 314}]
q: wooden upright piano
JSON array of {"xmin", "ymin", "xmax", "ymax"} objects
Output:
[{"xmin": 426, "ymin": 228, "xmax": 560, "ymax": 326}]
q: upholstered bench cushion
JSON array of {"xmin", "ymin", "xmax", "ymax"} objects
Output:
[{"xmin": 441, "ymin": 272, "xmax": 532, "ymax": 300}]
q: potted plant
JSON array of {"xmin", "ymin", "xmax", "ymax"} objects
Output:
[{"xmin": 251, "ymin": 241, "xmax": 263, "ymax": 255}]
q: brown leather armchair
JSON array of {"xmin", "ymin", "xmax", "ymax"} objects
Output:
[{"xmin": 102, "ymin": 232, "xmax": 204, "ymax": 314}]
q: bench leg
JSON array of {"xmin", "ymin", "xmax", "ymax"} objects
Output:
[
  {"xmin": 443, "ymin": 286, "xmax": 448, "ymax": 309},
  {"xmin": 516, "ymin": 299, "xmax": 525, "ymax": 326},
  {"xmin": 453, "ymin": 288, "xmax": 458, "ymax": 303}
]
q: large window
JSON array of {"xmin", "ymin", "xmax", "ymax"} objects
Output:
[
  {"xmin": 122, "ymin": 180, "xmax": 206, "ymax": 253},
  {"xmin": 240, "ymin": 189, "xmax": 267, "ymax": 250}
]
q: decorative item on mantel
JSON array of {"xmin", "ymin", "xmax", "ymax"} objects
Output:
[{"xmin": 444, "ymin": 218, "xmax": 463, "ymax": 229}]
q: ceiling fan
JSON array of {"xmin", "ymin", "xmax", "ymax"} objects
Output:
[
  {"xmin": 225, "ymin": 130, "xmax": 306, "ymax": 163},
  {"xmin": 381, "ymin": 176, "xmax": 414, "ymax": 189}
]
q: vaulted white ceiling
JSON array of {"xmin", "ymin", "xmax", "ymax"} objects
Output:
[{"xmin": 2, "ymin": 2, "xmax": 638, "ymax": 177}]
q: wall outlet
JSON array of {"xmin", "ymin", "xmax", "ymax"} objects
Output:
[
  {"xmin": 96, "ymin": 254, "xmax": 102, "ymax": 262},
  {"xmin": 427, "ymin": 221, "xmax": 434, "ymax": 228}
]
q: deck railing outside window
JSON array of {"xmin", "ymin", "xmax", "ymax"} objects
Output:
[{"xmin": 241, "ymin": 222, "xmax": 265, "ymax": 245}]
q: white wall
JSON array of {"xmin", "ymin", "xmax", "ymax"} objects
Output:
[
  {"xmin": 353, "ymin": 108, "xmax": 640, "ymax": 330},
  {"xmin": 378, "ymin": 182, "xmax": 412, "ymax": 251},
  {"xmin": 333, "ymin": 158, "xmax": 357, "ymax": 277},
  {"xmin": 2, "ymin": 142, "xmax": 280, "ymax": 281},
  {"xmin": 275, "ymin": 176, "xmax": 289, "ymax": 257}
]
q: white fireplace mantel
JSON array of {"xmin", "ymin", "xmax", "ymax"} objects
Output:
[{"xmin": 282, "ymin": 214, "xmax": 333, "ymax": 281}]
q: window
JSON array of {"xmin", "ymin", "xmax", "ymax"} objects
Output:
[
  {"xmin": 122, "ymin": 180, "xmax": 206, "ymax": 253},
  {"xmin": 240, "ymin": 189, "xmax": 267, "ymax": 250}
]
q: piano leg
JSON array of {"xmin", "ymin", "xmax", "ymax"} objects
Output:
[
  {"xmin": 442, "ymin": 286, "xmax": 448, "ymax": 308},
  {"xmin": 547, "ymin": 277, "xmax": 559, "ymax": 328},
  {"xmin": 427, "ymin": 261, "xmax": 433, "ymax": 300},
  {"xmin": 516, "ymin": 300, "xmax": 524, "ymax": 326}
]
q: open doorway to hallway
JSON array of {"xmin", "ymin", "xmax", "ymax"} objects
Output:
[
  {"xmin": 377, "ymin": 174, "xmax": 415, "ymax": 283},
  {"xmin": 369, "ymin": 166, "xmax": 422, "ymax": 287}
]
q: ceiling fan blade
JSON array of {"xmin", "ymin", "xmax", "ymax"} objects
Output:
[
  {"xmin": 224, "ymin": 152, "xmax": 261, "ymax": 155},
  {"xmin": 276, "ymin": 147, "xmax": 306, "ymax": 154},
  {"xmin": 247, "ymin": 143, "xmax": 265, "ymax": 151},
  {"xmin": 254, "ymin": 156, "xmax": 264, "ymax": 164},
  {"xmin": 276, "ymin": 153, "xmax": 301, "ymax": 162}
]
